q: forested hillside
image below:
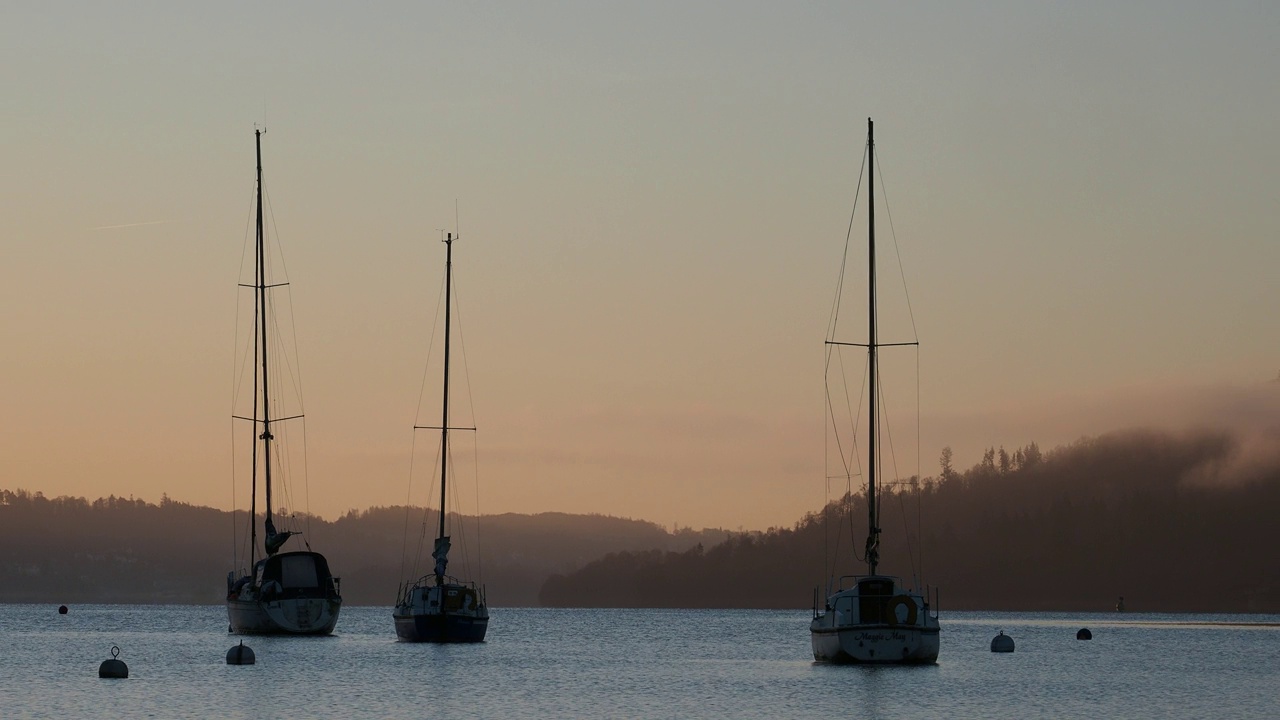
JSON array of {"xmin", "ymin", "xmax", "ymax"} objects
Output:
[
  {"xmin": 0, "ymin": 494, "xmax": 726, "ymax": 605},
  {"xmin": 540, "ymin": 430, "xmax": 1280, "ymax": 612}
]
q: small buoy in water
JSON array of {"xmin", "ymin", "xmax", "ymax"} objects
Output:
[
  {"xmin": 58, "ymin": 605, "xmax": 68, "ymax": 615},
  {"xmin": 1077, "ymin": 628, "xmax": 1092, "ymax": 640},
  {"xmin": 990, "ymin": 630, "xmax": 1015, "ymax": 653},
  {"xmin": 98, "ymin": 646, "xmax": 128, "ymax": 679},
  {"xmin": 226, "ymin": 640, "xmax": 256, "ymax": 665}
]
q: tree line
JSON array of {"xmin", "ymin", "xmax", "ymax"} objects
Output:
[
  {"xmin": 0, "ymin": 492, "xmax": 726, "ymax": 605},
  {"xmin": 540, "ymin": 429, "xmax": 1280, "ymax": 612}
]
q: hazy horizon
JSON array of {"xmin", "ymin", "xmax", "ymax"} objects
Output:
[{"xmin": 3, "ymin": 2, "xmax": 1278, "ymax": 531}]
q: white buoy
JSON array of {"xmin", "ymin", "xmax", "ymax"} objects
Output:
[
  {"xmin": 226, "ymin": 640, "xmax": 256, "ymax": 665},
  {"xmin": 990, "ymin": 630, "xmax": 1015, "ymax": 653},
  {"xmin": 98, "ymin": 646, "xmax": 129, "ymax": 678}
]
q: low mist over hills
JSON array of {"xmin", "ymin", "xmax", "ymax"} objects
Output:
[{"xmin": 541, "ymin": 429, "xmax": 1280, "ymax": 612}]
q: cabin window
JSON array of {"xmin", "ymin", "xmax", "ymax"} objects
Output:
[
  {"xmin": 858, "ymin": 579, "xmax": 893, "ymax": 596},
  {"xmin": 280, "ymin": 555, "xmax": 320, "ymax": 588}
]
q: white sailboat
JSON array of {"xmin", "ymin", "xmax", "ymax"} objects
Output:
[
  {"xmin": 393, "ymin": 231, "xmax": 489, "ymax": 643},
  {"xmin": 810, "ymin": 118, "xmax": 940, "ymax": 664},
  {"xmin": 226, "ymin": 129, "xmax": 342, "ymax": 635}
]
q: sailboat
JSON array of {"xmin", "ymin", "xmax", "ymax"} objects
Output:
[
  {"xmin": 809, "ymin": 118, "xmax": 940, "ymax": 664},
  {"xmin": 226, "ymin": 129, "xmax": 342, "ymax": 635},
  {"xmin": 393, "ymin": 231, "xmax": 489, "ymax": 643}
]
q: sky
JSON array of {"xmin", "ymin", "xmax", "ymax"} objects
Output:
[{"xmin": 2, "ymin": 1, "xmax": 1278, "ymax": 531}]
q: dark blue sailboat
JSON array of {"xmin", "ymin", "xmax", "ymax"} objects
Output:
[{"xmin": 393, "ymin": 232, "xmax": 489, "ymax": 643}]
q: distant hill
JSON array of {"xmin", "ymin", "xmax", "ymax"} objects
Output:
[
  {"xmin": 540, "ymin": 430, "xmax": 1280, "ymax": 612},
  {"xmin": 0, "ymin": 493, "xmax": 727, "ymax": 606}
]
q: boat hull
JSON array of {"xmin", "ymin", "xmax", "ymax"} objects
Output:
[
  {"xmin": 228, "ymin": 597, "xmax": 341, "ymax": 636},
  {"xmin": 810, "ymin": 623, "xmax": 939, "ymax": 664},
  {"xmin": 393, "ymin": 610, "xmax": 488, "ymax": 643}
]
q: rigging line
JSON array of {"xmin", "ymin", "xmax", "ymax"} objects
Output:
[
  {"xmin": 266, "ymin": 290, "xmax": 306, "ymax": 413},
  {"xmin": 850, "ymin": 348, "xmax": 871, "ymax": 563},
  {"xmin": 231, "ymin": 417, "xmax": 238, "ymax": 573},
  {"xmin": 450, "ymin": 262, "xmax": 484, "ymax": 583},
  {"xmin": 911, "ymin": 340, "xmax": 921, "ymax": 584},
  {"xmin": 448, "ymin": 442, "xmax": 472, "ymax": 579},
  {"xmin": 880, "ymin": 371, "xmax": 919, "ymax": 585},
  {"xmin": 826, "ymin": 140, "xmax": 870, "ymax": 342},
  {"xmin": 873, "ymin": 145, "xmax": 920, "ymax": 342},
  {"xmin": 300, "ymin": 416, "xmax": 312, "ymax": 540},
  {"xmin": 823, "ymin": 367, "xmax": 839, "ymax": 583},
  {"xmin": 826, "ymin": 341, "xmax": 865, "ymax": 566},
  {"xmin": 876, "ymin": 362, "xmax": 920, "ymax": 584},
  {"xmin": 284, "ymin": 291, "xmax": 307, "ymax": 415},
  {"xmin": 473, "ymin": 431, "xmax": 483, "ymax": 587},
  {"xmin": 230, "ymin": 178, "xmax": 258, "ymax": 573},
  {"xmin": 279, "ymin": 287, "xmax": 313, "ymax": 525},
  {"xmin": 237, "ymin": 178, "xmax": 257, "ymax": 292},
  {"xmin": 453, "ymin": 274, "xmax": 485, "ymax": 576},
  {"xmin": 399, "ymin": 430, "xmax": 420, "ymax": 586},
  {"xmin": 413, "ymin": 441, "xmax": 444, "ymax": 578},
  {"xmin": 413, "ymin": 264, "xmax": 449, "ymax": 429},
  {"xmin": 830, "ymin": 342, "xmax": 862, "ymax": 485},
  {"xmin": 451, "ymin": 270, "xmax": 480, "ymax": 458},
  {"xmin": 823, "ymin": 355, "xmax": 854, "ymax": 485},
  {"xmin": 822, "ymin": 347, "xmax": 840, "ymax": 583},
  {"xmin": 262, "ymin": 184, "xmax": 294, "ymax": 286}
]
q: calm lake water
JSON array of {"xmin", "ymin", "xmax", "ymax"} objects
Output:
[{"xmin": 1, "ymin": 604, "xmax": 1276, "ymax": 719}]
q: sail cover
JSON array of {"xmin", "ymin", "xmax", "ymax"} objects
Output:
[
  {"xmin": 264, "ymin": 517, "xmax": 295, "ymax": 556},
  {"xmin": 432, "ymin": 536, "xmax": 451, "ymax": 577}
]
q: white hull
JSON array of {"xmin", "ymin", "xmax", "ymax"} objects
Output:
[
  {"xmin": 227, "ymin": 596, "xmax": 341, "ymax": 635},
  {"xmin": 810, "ymin": 576, "xmax": 939, "ymax": 664},
  {"xmin": 810, "ymin": 621, "xmax": 939, "ymax": 664}
]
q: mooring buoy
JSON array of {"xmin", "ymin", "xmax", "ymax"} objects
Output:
[
  {"xmin": 226, "ymin": 640, "xmax": 256, "ymax": 665},
  {"xmin": 1077, "ymin": 628, "xmax": 1092, "ymax": 640},
  {"xmin": 58, "ymin": 605, "xmax": 68, "ymax": 615},
  {"xmin": 990, "ymin": 630, "xmax": 1015, "ymax": 653},
  {"xmin": 98, "ymin": 646, "xmax": 128, "ymax": 679}
]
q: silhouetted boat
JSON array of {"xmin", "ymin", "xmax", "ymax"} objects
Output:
[
  {"xmin": 810, "ymin": 118, "xmax": 940, "ymax": 664},
  {"xmin": 393, "ymin": 232, "xmax": 489, "ymax": 643},
  {"xmin": 226, "ymin": 129, "xmax": 342, "ymax": 635}
]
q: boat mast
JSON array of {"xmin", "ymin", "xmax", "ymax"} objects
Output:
[
  {"xmin": 255, "ymin": 128, "xmax": 277, "ymax": 557},
  {"xmin": 866, "ymin": 117, "xmax": 880, "ymax": 577},
  {"xmin": 437, "ymin": 232, "xmax": 454, "ymax": 582},
  {"xmin": 247, "ymin": 132, "xmax": 262, "ymax": 568}
]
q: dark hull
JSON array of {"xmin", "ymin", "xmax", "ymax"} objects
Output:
[{"xmin": 393, "ymin": 611, "xmax": 488, "ymax": 643}]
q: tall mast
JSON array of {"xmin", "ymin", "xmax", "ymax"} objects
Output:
[
  {"xmin": 255, "ymin": 129, "xmax": 276, "ymax": 552},
  {"xmin": 865, "ymin": 117, "xmax": 880, "ymax": 576},
  {"xmin": 249, "ymin": 131, "xmax": 261, "ymax": 568},
  {"xmin": 437, "ymin": 232, "xmax": 454, "ymax": 575}
]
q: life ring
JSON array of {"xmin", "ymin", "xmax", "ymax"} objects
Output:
[{"xmin": 887, "ymin": 595, "xmax": 917, "ymax": 626}]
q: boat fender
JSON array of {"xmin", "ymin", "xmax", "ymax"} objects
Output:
[{"xmin": 887, "ymin": 595, "xmax": 917, "ymax": 626}]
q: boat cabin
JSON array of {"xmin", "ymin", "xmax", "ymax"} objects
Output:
[
  {"xmin": 825, "ymin": 575, "xmax": 922, "ymax": 627},
  {"xmin": 403, "ymin": 581, "xmax": 483, "ymax": 614},
  {"xmin": 253, "ymin": 551, "xmax": 340, "ymax": 600}
]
